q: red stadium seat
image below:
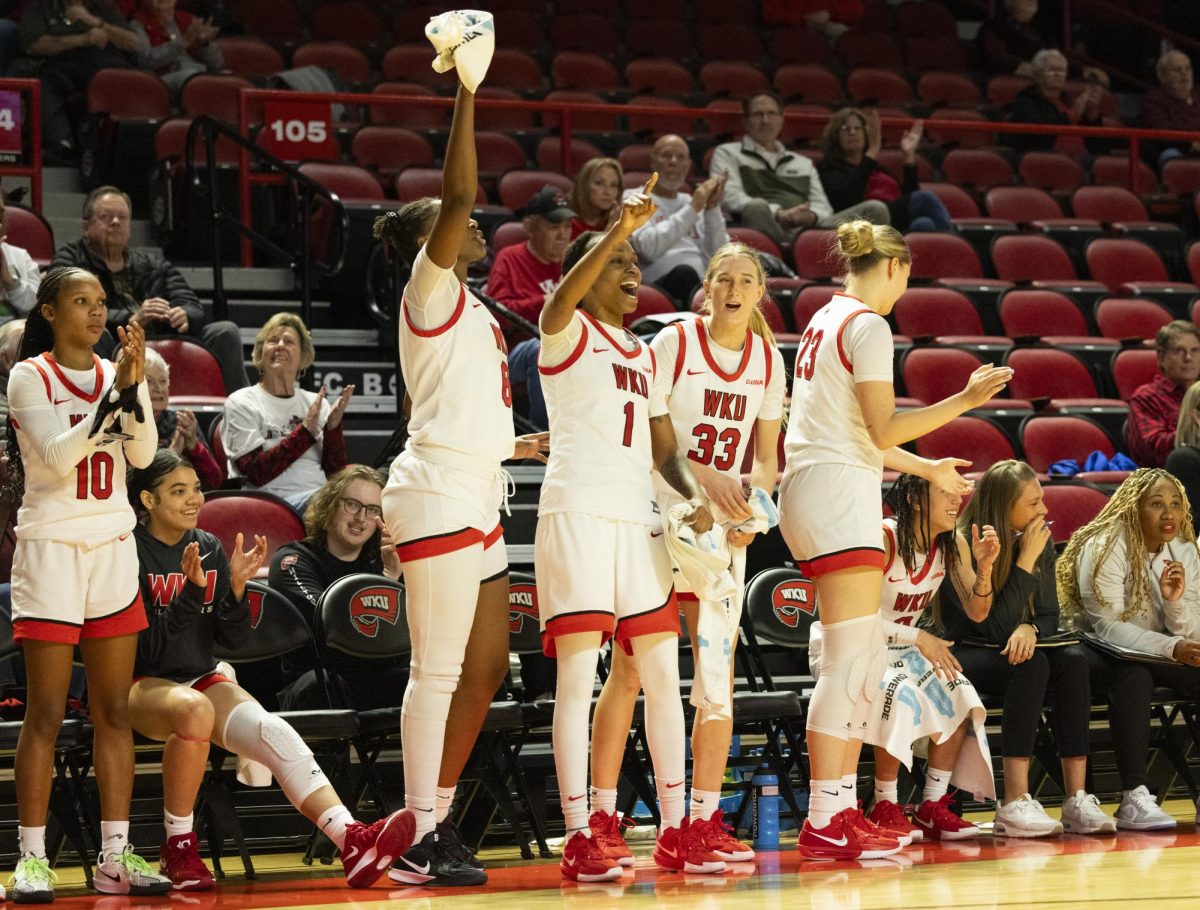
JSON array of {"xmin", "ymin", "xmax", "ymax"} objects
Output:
[
  {"xmin": 781, "ymin": 103, "xmax": 834, "ymax": 146},
  {"xmin": 1189, "ymin": 240, "xmax": 1200, "ymax": 286},
  {"xmin": 298, "ymin": 162, "xmax": 385, "ymax": 202},
  {"xmin": 924, "ymin": 109, "xmax": 995, "ymax": 149},
  {"xmin": 198, "ymin": 491, "xmax": 305, "ymax": 574},
  {"xmin": 369, "ymin": 83, "xmax": 447, "ymax": 129},
  {"xmin": 476, "ymin": 131, "xmax": 528, "ymax": 182},
  {"xmin": 904, "ymin": 36, "xmax": 971, "ymax": 73},
  {"xmin": 89, "ymin": 68, "xmax": 170, "ymax": 121},
  {"xmin": 1018, "ymin": 151, "xmax": 1086, "ymax": 194},
  {"xmin": 913, "ymin": 416, "xmax": 1016, "ymax": 474},
  {"xmin": 998, "ymin": 289, "xmax": 1092, "ymax": 341},
  {"xmin": 905, "ymin": 233, "xmax": 983, "ymax": 280},
  {"xmin": 625, "ymin": 285, "xmax": 677, "ymax": 327},
  {"xmin": 1040, "ymin": 484, "xmax": 1111, "ymax": 545},
  {"xmin": 625, "ymin": 96, "xmax": 695, "ymax": 137},
  {"xmin": 838, "ymin": 32, "xmax": 904, "ymax": 70},
  {"xmin": 1085, "ymin": 238, "xmax": 1198, "ymax": 301},
  {"xmin": 481, "ymin": 50, "xmax": 545, "ymax": 93},
  {"xmin": 846, "ymin": 68, "xmax": 913, "ymax": 105},
  {"xmin": 916, "ymin": 71, "xmax": 982, "ymax": 107},
  {"xmin": 551, "ymin": 52, "xmax": 619, "ymax": 91},
  {"xmin": 154, "ymin": 117, "xmax": 240, "ymax": 167},
  {"xmin": 767, "ymin": 28, "xmax": 835, "ymax": 68},
  {"xmin": 985, "ymin": 186, "xmax": 1103, "ymax": 251},
  {"xmin": 901, "ymin": 346, "xmax": 1028, "ymax": 411},
  {"xmin": 551, "ymin": 15, "xmax": 620, "ymax": 56},
  {"xmin": 214, "ymin": 37, "xmax": 284, "ymax": 78},
  {"xmin": 535, "ymin": 135, "xmax": 604, "ymax": 179},
  {"xmin": 1004, "ymin": 347, "xmax": 1120, "ymax": 410},
  {"xmin": 394, "ymin": 168, "xmax": 486, "ymax": 205},
  {"xmin": 491, "ymin": 9, "xmax": 544, "ymax": 48},
  {"xmin": 625, "ymin": 19, "xmax": 693, "ymax": 61},
  {"xmin": 392, "ymin": 5, "xmax": 441, "ymax": 42},
  {"xmin": 942, "ymin": 149, "xmax": 1015, "ymax": 194},
  {"xmin": 292, "ymin": 42, "xmax": 371, "ymax": 85},
  {"xmin": 1020, "ymin": 415, "xmax": 1115, "ymax": 474},
  {"xmin": 726, "ymin": 226, "xmax": 783, "ymax": 261},
  {"xmin": 791, "ymin": 230, "xmax": 839, "ymax": 280},
  {"xmin": 920, "ymin": 182, "xmax": 981, "ymax": 218},
  {"xmin": 774, "ymin": 64, "xmax": 843, "ymax": 104},
  {"xmin": 698, "ymin": 24, "xmax": 764, "ymax": 62},
  {"xmin": 1092, "ymin": 155, "xmax": 1160, "ymax": 194},
  {"xmin": 986, "ymin": 74, "xmax": 1033, "ymax": 108},
  {"xmin": 1094, "ymin": 298, "xmax": 1173, "ymax": 343},
  {"xmin": 699, "ymin": 0, "xmax": 760, "ymax": 25},
  {"xmin": 991, "ymin": 234, "xmax": 1078, "ymax": 283},
  {"xmin": 382, "ymin": 44, "xmax": 457, "ymax": 88},
  {"xmin": 1111, "ymin": 347, "xmax": 1160, "ymax": 400},
  {"xmin": 701, "ymin": 99, "xmax": 745, "ymax": 139},
  {"xmin": 625, "ymin": 59, "xmax": 695, "ymax": 96},
  {"xmin": 181, "ymin": 74, "xmax": 258, "ymax": 125},
  {"xmin": 498, "ymin": 171, "xmax": 573, "ymax": 210},
  {"xmin": 792, "ymin": 285, "xmax": 840, "ymax": 331},
  {"xmin": 475, "ymin": 87, "xmax": 537, "ymax": 131},
  {"xmin": 4, "ymin": 205, "xmax": 54, "ymax": 265},
  {"xmin": 147, "ymin": 338, "xmax": 227, "ymax": 400},
  {"xmin": 897, "ymin": 0, "xmax": 959, "ymax": 37},
  {"xmin": 350, "ymin": 127, "xmax": 434, "ymax": 185},
  {"xmin": 491, "ymin": 221, "xmax": 529, "ymax": 253},
  {"xmin": 700, "ymin": 61, "xmax": 770, "ymax": 99},
  {"xmin": 892, "ymin": 288, "xmax": 1008, "ymax": 349},
  {"xmin": 1073, "ymin": 185, "xmax": 1165, "ymax": 227},
  {"xmin": 310, "ymin": 1, "xmax": 388, "ymax": 48},
  {"xmin": 231, "ymin": 0, "xmax": 302, "ymax": 46},
  {"xmin": 1161, "ymin": 158, "xmax": 1200, "ymax": 196},
  {"xmin": 542, "ymin": 90, "xmax": 618, "ymax": 132}
]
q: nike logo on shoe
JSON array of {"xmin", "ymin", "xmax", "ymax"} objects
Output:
[
  {"xmin": 658, "ymin": 845, "xmax": 679, "ymax": 858},
  {"xmin": 399, "ymin": 857, "xmax": 431, "ymax": 875},
  {"xmin": 809, "ymin": 832, "xmax": 849, "ymax": 847}
]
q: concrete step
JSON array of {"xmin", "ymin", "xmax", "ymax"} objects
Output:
[
  {"xmin": 179, "ymin": 266, "xmax": 295, "ymax": 295},
  {"xmin": 42, "ymin": 167, "xmax": 83, "ymax": 194}
]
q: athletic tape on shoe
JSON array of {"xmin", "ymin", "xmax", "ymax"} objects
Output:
[{"xmin": 425, "ymin": 10, "xmax": 495, "ymax": 92}]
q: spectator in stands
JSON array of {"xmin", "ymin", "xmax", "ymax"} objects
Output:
[
  {"xmin": 12, "ymin": 0, "xmax": 139, "ymax": 162},
  {"xmin": 507, "ymin": 337, "xmax": 546, "ymax": 431},
  {"xmin": 1130, "ymin": 321, "xmax": 1200, "ymax": 468},
  {"xmin": 271, "ymin": 465, "xmax": 406, "ymax": 711},
  {"xmin": 484, "ymin": 185, "xmax": 572, "ymax": 335},
  {"xmin": 144, "ymin": 346, "xmax": 222, "ymax": 490},
  {"xmin": 567, "ymin": 157, "xmax": 623, "ymax": 240},
  {"xmin": 817, "ymin": 110, "xmax": 952, "ymax": 234},
  {"xmin": 1166, "ymin": 379, "xmax": 1200, "ymax": 525},
  {"xmin": 761, "ymin": 0, "xmax": 863, "ymax": 43},
  {"xmin": 0, "ymin": 194, "xmax": 42, "ymax": 318},
  {"xmin": 52, "ymin": 186, "xmax": 249, "ymax": 394},
  {"xmin": 0, "ymin": 2, "xmax": 21, "ymax": 75},
  {"xmin": 1006, "ymin": 49, "xmax": 1104, "ymax": 160},
  {"xmin": 1143, "ymin": 51, "xmax": 1200, "ymax": 168},
  {"xmin": 978, "ymin": 0, "xmax": 1056, "ymax": 78},
  {"xmin": 1058, "ymin": 468, "xmax": 1200, "ymax": 830},
  {"xmin": 0, "ymin": 316, "xmax": 23, "ymax": 440},
  {"xmin": 627, "ymin": 134, "xmax": 729, "ymax": 306},
  {"xmin": 710, "ymin": 93, "xmax": 888, "ymax": 252},
  {"xmin": 222, "ymin": 313, "xmax": 351, "ymax": 510},
  {"xmin": 130, "ymin": 0, "xmax": 222, "ymax": 93}
]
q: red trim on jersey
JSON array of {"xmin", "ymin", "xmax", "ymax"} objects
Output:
[
  {"xmin": 696, "ymin": 323, "xmax": 754, "ymax": 382},
  {"xmin": 615, "ymin": 590, "xmax": 681, "ymax": 654},
  {"xmin": 44, "ymin": 353, "xmax": 103, "ymax": 403},
  {"xmin": 835, "ymin": 308, "xmax": 874, "ymax": 374},
  {"xmin": 483, "ymin": 522, "xmax": 504, "ymax": 550},
  {"xmin": 909, "ymin": 533, "xmax": 941, "ymax": 586},
  {"xmin": 541, "ymin": 611, "xmax": 615, "ymax": 657},
  {"xmin": 583, "ymin": 310, "xmax": 643, "ymax": 360},
  {"xmin": 761, "ymin": 334, "xmax": 774, "ymax": 390},
  {"xmin": 799, "ymin": 546, "xmax": 886, "ymax": 578},
  {"xmin": 648, "ymin": 345, "xmax": 657, "ymax": 379},
  {"xmin": 538, "ymin": 318, "xmax": 589, "ymax": 376},
  {"xmin": 671, "ymin": 321, "xmax": 687, "ymax": 386},
  {"xmin": 13, "ymin": 617, "xmax": 83, "ymax": 644},
  {"xmin": 29, "ymin": 360, "xmax": 52, "ymax": 401},
  {"xmin": 882, "ymin": 523, "xmax": 897, "ymax": 574},
  {"xmin": 82, "ymin": 592, "xmax": 148, "ymax": 639},
  {"xmin": 403, "ymin": 283, "xmax": 466, "ymax": 338},
  {"xmin": 397, "ymin": 526, "xmax": 487, "ymax": 562}
]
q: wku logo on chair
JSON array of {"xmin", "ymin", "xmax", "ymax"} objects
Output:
[
  {"xmin": 508, "ymin": 584, "xmax": 538, "ymax": 634},
  {"xmin": 350, "ymin": 587, "xmax": 401, "ymax": 638},
  {"xmin": 771, "ymin": 579, "xmax": 816, "ymax": 627},
  {"xmin": 247, "ymin": 590, "xmax": 265, "ymax": 630}
]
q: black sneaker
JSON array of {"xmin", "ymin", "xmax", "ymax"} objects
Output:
[
  {"xmin": 435, "ymin": 820, "xmax": 486, "ymax": 874},
  {"xmin": 387, "ymin": 830, "xmax": 487, "ymax": 887}
]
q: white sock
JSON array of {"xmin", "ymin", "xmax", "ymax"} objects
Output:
[
  {"xmin": 100, "ymin": 820, "xmax": 130, "ymax": 858},
  {"xmin": 18, "ymin": 826, "xmax": 46, "ymax": 859},
  {"xmin": 874, "ymin": 778, "xmax": 899, "ymax": 806},
  {"xmin": 840, "ymin": 773, "xmax": 858, "ymax": 811},
  {"xmin": 923, "ymin": 767, "xmax": 952, "ymax": 804},
  {"xmin": 690, "ymin": 788, "xmax": 722, "ymax": 821},
  {"xmin": 164, "ymin": 810, "xmax": 193, "ymax": 839},
  {"xmin": 656, "ymin": 776, "xmax": 686, "ymax": 830},
  {"xmin": 589, "ymin": 787, "xmax": 617, "ymax": 816},
  {"xmin": 317, "ymin": 805, "xmax": 354, "ymax": 850},
  {"xmin": 808, "ymin": 779, "xmax": 842, "ymax": 829},
  {"xmin": 435, "ymin": 786, "xmax": 456, "ymax": 824}
]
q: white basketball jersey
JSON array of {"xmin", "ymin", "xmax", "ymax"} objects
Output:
[
  {"xmin": 397, "ymin": 271, "xmax": 515, "ymax": 469},
  {"xmin": 538, "ymin": 309, "xmax": 664, "ymax": 526},
  {"xmin": 880, "ymin": 517, "xmax": 946, "ymax": 628},
  {"xmin": 650, "ymin": 319, "xmax": 784, "ymax": 499},
  {"xmin": 11, "ymin": 354, "xmax": 139, "ymax": 544},
  {"xmin": 783, "ymin": 293, "xmax": 894, "ymax": 473}
]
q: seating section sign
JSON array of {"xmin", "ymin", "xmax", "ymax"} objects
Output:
[
  {"xmin": 0, "ymin": 92, "xmax": 21, "ymax": 163},
  {"xmin": 260, "ymin": 99, "xmax": 337, "ymax": 161}
]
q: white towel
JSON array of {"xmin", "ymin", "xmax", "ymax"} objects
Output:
[
  {"xmin": 215, "ymin": 661, "xmax": 273, "ymax": 788},
  {"xmin": 425, "ymin": 10, "xmax": 495, "ymax": 92}
]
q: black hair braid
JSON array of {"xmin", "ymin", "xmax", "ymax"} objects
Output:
[
  {"xmin": 372, "ymin": 198, "xmax": 440, "ymax": 267},
  {"xmin": 886, "ymin": 473, "xmax": 960, "ymax": 583}
]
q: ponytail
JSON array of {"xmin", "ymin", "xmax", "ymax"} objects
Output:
[{"xmin": 747, "ymin": 302, "xmax": 776, "ymax": 348}]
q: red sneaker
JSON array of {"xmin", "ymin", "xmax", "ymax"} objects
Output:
[
  {"xmin": 867, "ymin": 799, "xmax": 922, "ymax": 844},
  {"xmin": 654, "ymin": 817, "xmax": 725, "ymax": 874},
  {"xmin": 341, "ymin": 809, "xmax": 416, "ymax": 888},
  {"xmin": 798, "ymin": 810, "xmax": 904, "ymax": 861},
  {"xmin": 696, "ymin": 809, "xmax": 754, "ymax": 862},
  {"xmin": 159, "ymin": 833, "xmax": 214, "ymax": 892},
  {"xmin": 589, "ymin": 810, "xmax": 635, "ymax": 867},
  {"xmin": 561, "ymin": 831, "xmax": 623, "ymax": 882},
  {"xmin": 914, "ymin": 794, "xmax": 981, "ymax": 841}
]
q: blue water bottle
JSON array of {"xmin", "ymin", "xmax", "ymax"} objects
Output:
[{"xmin": 751, "ymin": 765, "xmax": 780, "ymax": 849}]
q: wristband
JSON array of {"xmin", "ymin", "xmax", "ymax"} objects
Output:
[{"xmin": 971, "ymin": 583, "xmax": 992, "ymax": 597}]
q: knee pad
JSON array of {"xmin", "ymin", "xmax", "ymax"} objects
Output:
[
  {"xmin": 222, "ymin": 702, "xmax": 330, "ymax": 808},
  {"xmin": 806, "ymin": 614, "xmax": 886, "ymax": 740}
]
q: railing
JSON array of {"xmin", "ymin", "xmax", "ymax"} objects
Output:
[
  {"xmin": 185, "ymin": 115, "xmax": 349, "ymax": 325},
  {"xmin": 0, "ymin": 78, "xmax": 42, "ymax": 212}
]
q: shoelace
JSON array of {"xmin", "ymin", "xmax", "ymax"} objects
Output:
[
  {"xmin": 10, "ymin": 856, "xmax": 57, "ymax": 888},
  {"xmin": 708, "ymin": 810, "xmax": 739, "ymax": 840},
  {"xmin": 438, "ymin": 826, "xmax": 477, "ymax": 863},
  {"xmin": 1076, "ymin": 793, "xmax": 1104, "ymax": 814},
  {"xmin": 1128, "ymin": 790, "xmax": 1160, "ymax": 812},
  {"xmin": 928, "ymin": 794, "xmax": 965, "ymax": 824},
  {"xmin": 107, "ymin": 848, "xmax": 157, "ymax": 879}
]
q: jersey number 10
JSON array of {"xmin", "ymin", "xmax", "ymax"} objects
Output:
[{"xmin": 75, "ymin": 452, "xmax": 115, "ymax": 500}]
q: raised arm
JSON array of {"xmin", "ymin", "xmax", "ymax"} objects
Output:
[{"xmin": 424, "ymin": 83, "xmax": 478, "ymax": 270}]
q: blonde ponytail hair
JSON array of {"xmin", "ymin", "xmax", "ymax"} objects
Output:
[
  {"xmin": 701, "ymin": 242, "xmax": 776, "ymax": 347},
  {"xmin": 833, "ymin": 218, "xmax": 910, "ymax": 275}
]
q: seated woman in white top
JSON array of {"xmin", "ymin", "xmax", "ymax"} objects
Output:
[
  {"xmin": 221, "ymin": 313, "xmax": 353, "ymax": 510},
  {"xmin": 1058, "ymin": 468, "xmax": 1200, "ymax": 830}
]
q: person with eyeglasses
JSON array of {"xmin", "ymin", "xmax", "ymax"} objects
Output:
[
  {"xmin": 270, "ymin": 465, "xmax": 406, "ymax": 712},
  {"xmin": 1130, "ymin": 321, "xmax": 1200, "ymax": 468}
]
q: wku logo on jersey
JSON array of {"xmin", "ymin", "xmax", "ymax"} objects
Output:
[
  {"xmin": 702, "ymin": 389, "xmax": 747, "ymax": 421},
  {"xmin": 146, "ymin": 571, "xmax": 219, "ymax": 607},
  {"xmin": 508, "ymin": 583, "xmax": 538, "ymax": 634},
  {"xmin": 349, "ymin": 586, "xmax": 401, "ymax": 638},
  {"xmin": 771, "ymin": 579, "xmax": 816, "ymax": 626},
  {"xmin": 246, "ymin": 589, "xmax": 265, "ymax": 630},
  {"xmin": 612, "ymin": 363, "xmax": 649, "ymax": 398}
]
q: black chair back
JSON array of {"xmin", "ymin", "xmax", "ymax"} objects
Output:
[
  {"xmin": 743, "ymin": 567, "xmax": 818, "ymax": 648},
  {"xmin": 214, "ymin": 580, "xmax": 312, "ymax": 662},
  {"xmin": 507, "ymin": 570, "xmax": 543, "ymax": 655},
  {"xmin": 316, "ymin": 573, "xmax": 410, "ymax": 659}
]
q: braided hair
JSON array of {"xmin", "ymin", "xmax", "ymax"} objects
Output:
[
  {"xmin": 1, "ymin": 266, "xmax": 97, "ymax": 502},
  {"xmin": 885, "ymin": 472, "xmax": 960, "ymax": 591},
  {"xmin": 1057, "ymin": 468, "xmax": 1195, "ymax": 626}
]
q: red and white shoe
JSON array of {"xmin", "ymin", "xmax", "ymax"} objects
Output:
[
  {"xmin": 159, "ymin": 833, "xmax": 214, "ymax": 892},
  {"xmin": 653, "ymin": 817, "xmax": 726, "ymax": 874},
  {"xmin": 845, "ymin": 805, "xmax": 911, "ymax": 848},
  {"xmin": 341, "ymin": 809, "xmax": 416, "ymax": 888},
  {"xmin": 798, "ymin": 810, "xmax": 905, "ymax": 861},
  {"xmin": 913, "ymin": 794, "xmax": 981, "ymax": 841},
  {"xmin": 867, "ymin": 799, "xmax": 923, "ymax": 844},
  {"xmin": 589, "ymin": 810, "xmax": 635, "ymax": 867},
  {"xmin": 561, "ymin": 831, "xmax": 623, "ymax": 882},
  {"xmin": 695, "ymin": 810, "xmax": 754, "ymax": 862}
]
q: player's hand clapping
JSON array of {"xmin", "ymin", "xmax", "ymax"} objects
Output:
[{"xmin": 114, "ymin": 322, "xmax": 145, "ymax": 390}]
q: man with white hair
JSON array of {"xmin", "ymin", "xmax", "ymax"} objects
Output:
[
  {"xmin": 0, "ymin": 194, "xmax": 41, "ymax": 319},
  {"xmin": 0, "ymin": 316, "xmax": 24, "ymax": 442},
  {"xmin": 1143, "ymin": 50, "xmax": 1200, "ymax": 167}
]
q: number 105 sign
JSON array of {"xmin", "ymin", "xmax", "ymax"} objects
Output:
[{"xmin": 260, "ymin": 100, "xmax": 336, "ymax": 161}]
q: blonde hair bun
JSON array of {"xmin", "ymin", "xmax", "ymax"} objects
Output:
[{"xmin": 836, "ymin": 219, "xmax": 876, "ymax": 258}]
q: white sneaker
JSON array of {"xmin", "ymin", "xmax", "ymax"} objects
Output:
[
  {"xmin": 93, "ymin": 845, "xmax": 172, "ymax": 896},
  {"xmin": 1116, "ymin": 786, "xmax": 1176, "ymax": 831},
  {"xmin": 1061, "ymin": 791, "xmax": 1117, "ymax": 834},
  {"xmin": 9, "ymin": 854, "xmax": 56, "ymax": 903},
  {"xmin": 993, "ymin": 794, "xmax": 1061, "ymax": 838}
]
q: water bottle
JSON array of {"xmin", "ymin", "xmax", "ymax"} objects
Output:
[{"xmin": 751, "ymin": 765, "xmax": 780, "ymax": 849}]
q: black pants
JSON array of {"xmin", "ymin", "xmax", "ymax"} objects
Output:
[
  {"xmin": 1108, "ymin": 658, "xmax": 1200, "ymax": 791},
  {"xmin": 12, "ymin": 48, "xmax": 132, "ymax": 149}
]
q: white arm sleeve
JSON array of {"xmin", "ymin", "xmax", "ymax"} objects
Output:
[
  {"xmin": 121, "ymin": 382, "xmax": 158, "ymax": 469},
  {"xmin": 9, "ymin": 364, "xmax": 108, "ymax": 478}
]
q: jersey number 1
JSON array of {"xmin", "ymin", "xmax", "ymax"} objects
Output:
[{"xmin": 75, "ymin": 452, "xmax": 115, "ymax": 500}]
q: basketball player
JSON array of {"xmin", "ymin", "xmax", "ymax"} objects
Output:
[
  {"xmin": 4, "ymin": 267, "xmax": 171, "ymax": 901},
  {"xmin": 371, "ymin": 73, "xmax": 547, "ymax": 886},
  {"xmin": 586, "ymin": 242, "xmax": 785, "ymax": 865},
  {"xmin": 780, "ymin": 221, "xmax": 1011, "ymax": 861}
]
